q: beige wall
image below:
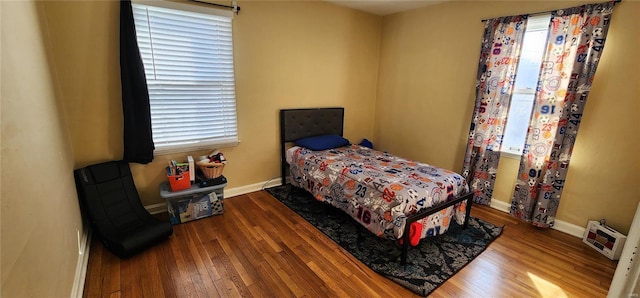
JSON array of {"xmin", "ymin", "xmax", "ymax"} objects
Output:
[
  {"xmin": 42, "ymin": 0, "xmax": 381, "ymax": 206},
  {"xmin": 376, "ymin": 1, "xmax": 640, "ymax": 234},
  {"xmin": 1, "ymin": 1, "xmax": 84, "ymax": 297},
  {"xmin": 3, "ymin": 0, "xmax": 636, "ymax": 295}
]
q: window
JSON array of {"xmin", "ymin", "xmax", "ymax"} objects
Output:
[
  {"xmin": 132, "ymin": 0, "xmax": 238, "ymax": 154},
  {"xmin": 501, "ymin": 14, "xmax": 550, "ymax": 156}
]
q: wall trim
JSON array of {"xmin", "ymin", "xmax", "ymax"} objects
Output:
[
  {"xmin": 146, "ymin": 178, "xmax": 283, "ymax": 214},
  {"xmin": 225, "ymin": 178, "xmax": 282, "ymax": 198},
  {"xmin": 146, "ymin": 202, "xmax": 169, "ymax": 215},
  {"xmin": 490, "ymin": 198, "xmax": 585, "ymax": 238},
  {"xmin": 489, "ymin": 198, "xmax": 511, "ymax": 213},
  {"xmin": 553, "ymin": 218, "xmax": 586, "ymax": 238},
  {"xmin": 70, "ymin": 227, "xmax": 91, "ymax": 298}
]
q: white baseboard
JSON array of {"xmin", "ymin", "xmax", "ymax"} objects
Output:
[
  {"xmin": 489, "ymin": 198, "xmax": 585, "ymax": 238},
  {"xmin": 145, "ymin": 178, "xmax": 283, "ymax": 214},
  {"xmin": 225, "ymin": 178, "xmax": 282, "ymax": 198},
  {"xmin": 70, "ymin": 226, "xmax": 91, "ymax": 298},
  {"xmin": 489, "ymin": 198, "xmax": 511, "ymax": 213},
  {"xmin": 146, "ymin": 202, "xmax": 169, "ymax": 215},
  {"xmin": 553, "ymin": 219, "xmax": 586, "ymax": 238}
]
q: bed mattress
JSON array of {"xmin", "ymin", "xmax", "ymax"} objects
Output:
[{"xmin": 286, "ymin": 145, "xmax": 469, "ymax": 240}]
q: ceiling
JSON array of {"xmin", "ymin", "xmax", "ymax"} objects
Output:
[{"xmin": 324, "ymin": 0, "xmax": 444, "ymax": 16}]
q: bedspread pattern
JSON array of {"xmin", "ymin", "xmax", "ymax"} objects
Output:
[{"xmin": 287, "ymin": 145, "xmax": 469, "ymax": 240}]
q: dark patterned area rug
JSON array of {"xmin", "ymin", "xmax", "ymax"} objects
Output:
[{"xmin": 266, "ymin": 184, "xmax": 503, "ymax": 296}]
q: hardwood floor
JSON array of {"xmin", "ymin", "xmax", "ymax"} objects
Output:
[{"xmin": 83, "ymin": 190, "xmax": 617, "ymax": 297}]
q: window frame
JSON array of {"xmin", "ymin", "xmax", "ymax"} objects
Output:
[{"xmin": 132, "ymin": 0, "xmax": 239, "ymax": 155}]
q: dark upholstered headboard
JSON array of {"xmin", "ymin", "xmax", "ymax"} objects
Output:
[{"xmin": 279, "ymin": 108, "xmax": 344, "ymax": 184}]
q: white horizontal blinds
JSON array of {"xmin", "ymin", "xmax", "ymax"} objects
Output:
[{"xmin": 132, "ymin": 2, "xmax": 238, "ymax": 152}]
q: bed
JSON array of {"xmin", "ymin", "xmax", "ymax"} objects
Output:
[{"xmin": 279, "ymin": 108, "xmax": 473, "ymax": 264}]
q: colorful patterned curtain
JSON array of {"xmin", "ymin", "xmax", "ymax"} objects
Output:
[
  {"xmin": 462, "ymin": 16, "xmax": 527, "ymax": 205},
  {"xmin": 510, "ymin": 2, "xmax": 614, "ymax": 227}
]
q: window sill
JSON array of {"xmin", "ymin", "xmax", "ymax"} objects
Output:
[
  {"xmin": 500, "ymin": 151, "xmax": 523, "ymax": 160},
  {"xmin": 154, "ymin": 140, "xmax": 240, "ymax": 156}
]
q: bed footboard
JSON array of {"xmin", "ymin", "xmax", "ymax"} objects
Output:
[{"xmin": 400, "ymin": 192, "xmax": 474, "ymax": 265}]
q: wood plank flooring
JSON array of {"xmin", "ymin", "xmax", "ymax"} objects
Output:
[{"xmin": 83, "ymin": 190, "xmax": 617, "ymax": 297}]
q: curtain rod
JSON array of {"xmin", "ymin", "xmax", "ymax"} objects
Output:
[
  {"xmin": 190, "ymin": 0, "xmax": 240, "ymax": 14},
  {"xmin": 480, "ymin": 0, "xmax": 621, "ymax": 22}
]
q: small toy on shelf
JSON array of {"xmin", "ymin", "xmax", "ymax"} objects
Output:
[{"xmin": 206, "ymin": 149, "xmax": 227, "ymax": 164}]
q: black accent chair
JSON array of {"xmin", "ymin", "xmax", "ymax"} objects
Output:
[{"xmin": 74, "ymin": 161, "xmax": 173, "ymax": 258}]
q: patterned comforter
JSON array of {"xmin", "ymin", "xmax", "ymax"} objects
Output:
[{"xmin": 287, "ymin": 145, "xmax": 469, "ymax": 240}]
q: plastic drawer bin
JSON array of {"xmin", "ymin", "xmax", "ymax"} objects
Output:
[{"xmin": 160, "ymin": 180, "xmax": 226, "ymax": 224}]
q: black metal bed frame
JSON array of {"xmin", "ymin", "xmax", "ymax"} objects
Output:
[{"xmin": 279, "ymin": 108, "xmax": 473, "ymax": 265}]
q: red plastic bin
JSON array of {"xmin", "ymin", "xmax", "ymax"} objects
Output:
[{"xmin": 167, "ymin": 172, "xmax": 190, "ymax": 192}]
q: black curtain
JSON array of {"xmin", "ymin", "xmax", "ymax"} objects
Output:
[{"xmin": 120, "ymin": 0, "xmax": 154, "ymax": 164}]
